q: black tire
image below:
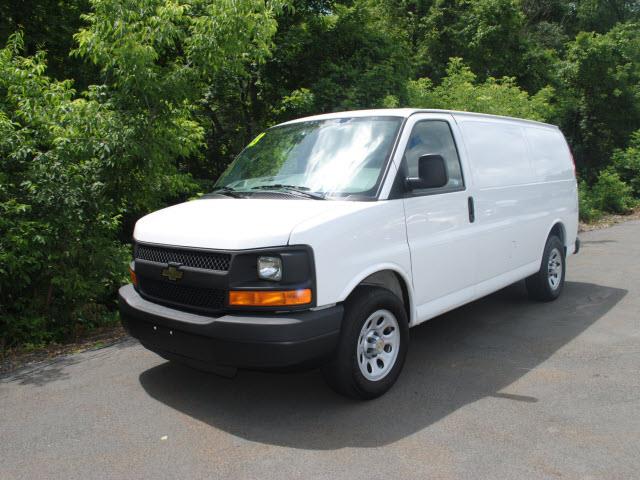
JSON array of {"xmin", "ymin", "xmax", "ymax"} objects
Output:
[
  {"xmin": 526, "ymin": 235, "xmax": 566, "ymax": 302},
  {"xmin": 322, "ymin": 286, "xmax": 409, "ymax": 400}
]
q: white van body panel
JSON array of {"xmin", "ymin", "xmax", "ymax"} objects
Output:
[
  {"xmin": 132, "ymin": 109, "xmax": 578, "ymax": 330},
  {"xmin": 134, "ymin": 198, "xmax": 372, "ymax": 250},
  {"xmin": 288, "ymin": 199, "xmax": 414, "ymax": 312},
  {"xmin": 389, "ymin": 112, "xmax": 478, "ymax": 323},
  {"xmin": 453, "ymin": 113, "xmax": 578, "ymax": 278},
  {"xmin": 389, "ymin": 110, "xmax": 574, "ymax": 326}
]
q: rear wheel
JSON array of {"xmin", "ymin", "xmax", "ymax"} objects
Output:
[
  {"xmin": 526, "ymin": 235, "xmax": 566, "ymax": 301},
  {"xmin": 322, "ymin": 286, "xmax": 408, "ymax": 400}
]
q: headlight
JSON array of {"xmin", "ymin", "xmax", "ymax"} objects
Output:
[{"xmin": 257, "ymin": 256, "xmax": 282, "ymax": 281}]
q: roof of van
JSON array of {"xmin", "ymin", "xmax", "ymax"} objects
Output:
[{"xmin": 277, "ymin": 108, "xmax": 558, "ymax": 129}]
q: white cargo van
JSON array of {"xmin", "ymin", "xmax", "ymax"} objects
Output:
[{"xmin": 119, "ymin": 109, "xmax": 579, "ymax": 399}]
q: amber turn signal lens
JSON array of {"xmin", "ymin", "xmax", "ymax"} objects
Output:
[
  {"xmin": 228, "ymin": 289, "xmax": 312, "ymax": 307},
  {"xmin": 129, "ymin": 267, "xmax": 138, "ymax": 287}
]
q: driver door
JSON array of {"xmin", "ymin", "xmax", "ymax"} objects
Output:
[{"xmin": 398, "ymin": 113, "xmax": 477, "ymax": 322}]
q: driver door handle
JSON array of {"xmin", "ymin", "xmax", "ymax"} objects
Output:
[{"xmin": 468, "ymin": 196, "xmax": 475, "ymax": 223}]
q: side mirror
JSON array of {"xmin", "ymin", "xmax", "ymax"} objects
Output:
[{"xmin": 405, "ymin": 154, "xmax": 448, "ymax": 190}]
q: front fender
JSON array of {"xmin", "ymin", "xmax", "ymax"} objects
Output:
[
  {"xmin": 337, "ymin": 263, "xmax": 415, "ymax": 324},
  {"xmin": 289, "ymin": 200, "xmax": 413, "ymax": 316}
]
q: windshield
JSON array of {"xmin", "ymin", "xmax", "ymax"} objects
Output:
[{"xmin": 213, "ymin": 116, "xmax": 403, "ymax": 199}]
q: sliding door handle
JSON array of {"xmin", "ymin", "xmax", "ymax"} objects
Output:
[{"xmin": 468, "ymin": 196, "xmax": 475, "ymax": 223}]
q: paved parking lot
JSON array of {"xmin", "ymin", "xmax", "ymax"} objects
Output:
[{"xmin": 2, "ymin": 221, "xmax": 639, "ymax": 479}]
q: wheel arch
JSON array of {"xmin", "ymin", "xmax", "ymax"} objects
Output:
[
  {"xmin": 545, "ymin": 220, "xmax": 567, "ymax": 255},
  {"xmin": 339, "ymin": 266, "xmax": 414, "ymax": 325}
]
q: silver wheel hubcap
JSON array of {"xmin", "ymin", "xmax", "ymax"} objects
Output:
[
  {"xmin": 357, "ymin": 309, "xmax": 400, "ymax": 381},
  {"xmin": 547, "ymin": 248, "xmax": 562, "ymax": 290}
]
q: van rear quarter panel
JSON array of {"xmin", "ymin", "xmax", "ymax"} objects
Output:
[
  {"xmin": 455, "ymin": 115, "xmax": 578, "ymax": 283},
  {"xmin": 523, "ymin": 124, "xmax": 579, "ymax": 253}
]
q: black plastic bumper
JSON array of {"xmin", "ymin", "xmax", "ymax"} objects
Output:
[{"xmin": 118, "ymin": 285, "xmax": 343, "ymax": 370}]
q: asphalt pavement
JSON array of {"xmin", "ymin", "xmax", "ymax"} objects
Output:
[{"xmin": 2, "ymin": 221, "xmax": 639, "ymax": 479}]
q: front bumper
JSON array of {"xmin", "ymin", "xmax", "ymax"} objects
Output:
[{"xmin": 118, "ymin": 285, "xmax": 343, "ymax": 369}]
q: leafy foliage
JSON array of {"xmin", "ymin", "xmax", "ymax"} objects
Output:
[
  {"xmin": 0, "ymin": 0, "xmax": 96, "ymax": 86},
  {"xmin": 591, "ymin": 169, "xmax": 637, "ymax": 214},
  {"xmin": 578, "ymin": 181, "xmax": 602, "ymax": 223},
  {"xmin": 611, "ymin": 130, "xmax": 640, "ymax": 197},
  {"xmin": 404, "ymin": 58, "xmax": 555, "ymax": 121},
  {"xmin": 558, "ymin": 23, "xmax": 640, "ymax": 173},
  {"xmin": 0, "ymin": 33, "xmax": 128, "ymax": 347}
]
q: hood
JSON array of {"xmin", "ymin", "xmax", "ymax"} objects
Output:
[{"xmin": 133, "ymin": 197, "xmax": 372, "ymax": 250}]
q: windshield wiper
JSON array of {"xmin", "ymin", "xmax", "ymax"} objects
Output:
[
  {"xmin": 251, "ymin": 184, "xmax": 326, "ymax": 200},
  {"xmin": 207, "ymin": 186, "xmax": 245, "ymax": 198}
]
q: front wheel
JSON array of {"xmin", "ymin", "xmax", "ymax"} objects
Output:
[
  {"xmin": 322, "ymin": 287, "xmax": 409, "ymax": 400},
  {"xmin": 526, "ymin": 235, "xmax": 566, "ymax": 301}
]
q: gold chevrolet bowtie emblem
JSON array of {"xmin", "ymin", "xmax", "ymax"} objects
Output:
[{"xmin": 161, "ymin": 265, "xmax": 183, "ymax": 281}]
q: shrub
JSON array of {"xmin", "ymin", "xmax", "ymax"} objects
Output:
[
  {"xmin": 578, "ymin": 181, "xmax": 603, "ymax": 222},
  {"xmin": 591, "ymin": 169, "xmax": 636, "ymax": 214},
  {"xmin": 0, "ymin": 34, "xmax": 131, "ymax": 350},
  {"xmin": 611, "ymin": 130, "xmax": 640, "ymax": 198}
]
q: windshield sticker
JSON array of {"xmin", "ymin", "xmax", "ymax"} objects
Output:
[{"xmin": 247, "ymin": 132, "xmax": 266, "ymax": 148}]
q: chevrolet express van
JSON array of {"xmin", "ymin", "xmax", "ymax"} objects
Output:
[{"xmin": 119, "ymin": 109, "xmax": 579, "ymax": 399}]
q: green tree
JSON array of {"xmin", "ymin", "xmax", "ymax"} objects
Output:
[
  {"xmin": 379, "ymin": 0, "xmax": 556, "ymax": 92},
  {"xmin": 0, "ymin": 0, "xmax": 95, "ymax": 86},
  {"xmin": 1, "ymin": 0, "xmax": 286, "ymax": 348},
  {"xmin": 0, "ymin": 33, "xmax": 128, "ymax": 347},
  {"xmin": 263, "ymin": 1, "xmax": 412, "ymax": 113},
  {"xmin": 575, "ymin": 0, "xmax": 639, "ymax": 33},
  {"xmin": 196, "ymin": 0, "xmax": 413, "ymax": 179},
  {"xmin": 558, "ymin": 23, "xmax": 640, "ymax": 173},
  {"xmin": 404, "ymin": 58, "xmax": 555, "ymax": 121},
  {"xmin": 73, "ymin": 0, "xmax": 286, "ymax": 213}
]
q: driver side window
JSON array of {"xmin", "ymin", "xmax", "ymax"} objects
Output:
[{"xmin": 404, "ymin": 120, "xmax": 464, "ymax": 193}]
